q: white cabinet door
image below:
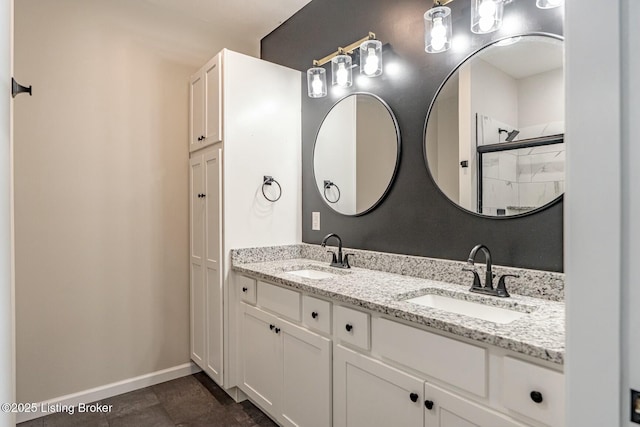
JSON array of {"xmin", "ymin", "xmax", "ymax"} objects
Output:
[
  {"xmin": 189, "ymin": 71, "xmax": 205, "ymax": 152},
  {"xmin": 189, "ymin": 155, "xmax": 205, "ymax": 366},
  {"xmin": 424, "ymin": 383, "xmax": 527, "ymax": 427},
  {"xmin": 241, "ymin": 303, "xmax": 282, "ymax": 414},
  {"xmin": 334, "ymin": 345, "xmax": 423, "ymax": 427},
  {"xmin": 280, "ymin": 320, "xmax": 331, "ymax": 427},
  {"xmin": 204, "ymin": 55, "xmax": 222, "ymax": 145},
  {"xmin": 204, "ymin": 148, "xmax": 223, "ymax": 384}
]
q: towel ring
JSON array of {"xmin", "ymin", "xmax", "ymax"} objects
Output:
[
  {"xmin": 323, "ymin": 180, "xmax": 341, "ymax": 204},
  {"xmin": 262, "ymin": 176, "xmax": 282, "ymax": 202}
]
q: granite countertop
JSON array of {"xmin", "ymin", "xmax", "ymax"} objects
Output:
[{"xmin": 233, "ymin": 258, "xmax": 565, "ymax": 365}]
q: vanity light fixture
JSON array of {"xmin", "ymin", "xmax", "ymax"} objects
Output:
[
  {"xmin": 471, "ymin": 0, "xmax": 504, "ymax": 34},
  {"xmin": 423, "ymin": 0, "xmax": 560, "ymax": 54},
  {"xmin": 306, "ymin": 32, "xmax": 382, "ymax": 98},
  {"xmin": 307, "ymin": 67, "xmax": 327, "ymax": 98},
  {"xmin": 331, "ymin": 53, "xmax": 353, "ymax": 88},
  {"xmin": 424, "ymin": 3, "xmax": 453, "ymax": 53}
]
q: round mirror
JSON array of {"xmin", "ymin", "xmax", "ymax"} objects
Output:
[
  {"xmin": 314, "ymin": 93, "xmax": 400, "ymax": 216},
  {"xmin": 424, "ymin": 34, "xmax": 564, "ymax": 217}
]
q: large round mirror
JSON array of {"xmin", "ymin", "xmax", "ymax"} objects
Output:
[
  {"xmin": 424, "ymin": 34, "xmax": 564, "ymax": 217},
  {"xmin": 314, "ymin": 93, "xmax": 400, "ymax": 216}
]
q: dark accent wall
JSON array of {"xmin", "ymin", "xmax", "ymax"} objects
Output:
[{"xmin": 262, "ymin": 0, "xmax": 564, "ymax": 272}]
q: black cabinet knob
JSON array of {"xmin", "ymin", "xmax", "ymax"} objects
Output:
[
  {"xmin": 410, "ymin": 393, "xmax": 419, "ymax": 402},
  {"xmin": 530, "ymin": 391, "xmax": 543, "ymax": 404},
  {"xmin": 201, "ymin": 194, "xmax": 206, "ymax": 198},
  {"xmin": 274, "ymin": 327, "xmax": 280, "ymax": 334},
  {"xmin": 311, "ymin": 311, "xmax": 318, "ymax": 319},
  {"xmin": 424, "ymin": 400, "xmax": 434, "ymax": 410},
  {"xmin": 269, "ymin": 324, "xmax": 275, "ymax": 330},
  {"xmin": 242, "ymin": 287, "xmax": 248, "ymax": 293},
  {"xmin": 345, "ymin": 324, "xmax": 353, "ymax": 332}
]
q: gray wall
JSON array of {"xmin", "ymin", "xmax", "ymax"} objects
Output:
[{"xmin": 262, "ymin": 0, "xmax": 564, "ymax": 271}]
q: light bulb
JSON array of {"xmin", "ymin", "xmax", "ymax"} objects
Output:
[
  {"xmin": 311, "ymin": 74, "xmax": 323, "ymax": 95},
  {"xmin": 478, "ymin": 16, "xmax": 495, "ymax": 31},
  {"xmin": 336, "ymin": 63, "xmax": 348, "ymax": 86},
  {"xmin": 478, "ymin": 0, "xmax": 497, "ymax": 17},
  {"xmin": 363, "ymin": 48, "xmax": 379, "ymax": 76},
  {"xmin": 431, "ymin": 16, "xmax": 447, "ymax": 51}
]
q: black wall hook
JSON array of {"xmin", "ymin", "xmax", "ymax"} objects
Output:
[
  {"xmin": 12, "ymin": 78, "xmax": 32, "ymax": 98},
  {"xmin": 262, "ymin": 176, "xmax": 282, "ymax": 202}
]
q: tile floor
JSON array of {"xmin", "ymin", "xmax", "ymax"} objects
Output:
[{"xmin": 17, "ymin": 373, "xmax": 278, "ymax": 427}]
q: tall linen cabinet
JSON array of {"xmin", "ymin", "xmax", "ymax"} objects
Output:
[{"xmin": 189, "ymin": 49, "xmax": 301, "ymax": 388}]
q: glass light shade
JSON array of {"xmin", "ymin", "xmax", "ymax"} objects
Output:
[
  {"xmin": 331, "ymin": 54, "xmax": 353, "ymax": 87},
  {"xmin": 424, "ymin": 6, "xmax": 452, "ymax": 53},
  {"xmin": 471, "ymin": 0, "xmax": 504, "ymax": 34},
  {"xmin": 536, "ymin": 0, "xmax": 563, "ymax": 8},
  {"xmin": 359, "ymin": 40, "xmax": 383, "ymax": 76},
  {"xmin": 307, "ymin": 67, "xmax": 327, "ymax": 98}
]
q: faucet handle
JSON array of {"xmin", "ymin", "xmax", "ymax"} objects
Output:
[
  {"xmin": 462, "ymin": 265, "xmax": 483, "ymax": 290},
  {"xmin": 496, "ymin": 274, "xmax": 519, "ymax": 298},
  {"xmin": 343, "ymin": 253, "xmax": 354, "ymax": 269},
  {"xmin": 326, "ymin": 250, "xmax": 338, "ymax": 265}
]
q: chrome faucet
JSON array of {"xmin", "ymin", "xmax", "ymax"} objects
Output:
[
  {"xmin": 463, "ymin": 244, "xmax": 517, "ymax": 297},
  {"xmin": 321, "ymin": 233, "xmax": 352, "ymax": 269}
]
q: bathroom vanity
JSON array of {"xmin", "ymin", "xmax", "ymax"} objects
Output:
[{"xmin": 230, "ymin": 244, "xmax": 565, "ymax": 427}]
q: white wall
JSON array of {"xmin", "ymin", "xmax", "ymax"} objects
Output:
[
  {"xmin": 0, "ymin": 0, "xmax": 14, "ymax": 425},
  {"xmin": 13, "ymin": 0, "xmax": 258, "ymax": 405},
  {"xmin": 517, "ymin": 67, "xmax": 564, "ymax": 138},
  {"xmin": 436, "ymin": 95, "xmax": 459, "ymax": 201},
  {"xmin": 222, "ymin": 50, "xmax": 302, "ymax": 252},
  {"xmin": 565, "ymin": 0, "xmax": 622, "ymax": 425},
  {"xmin": 622, "ymin": 0, "xmax": 640, "ymax": 424},
  {"xmin": 222, "ymin": 50, "xmax": 301, "ymax": 388},
  {"xmin": 471, "ymin": 59, "xmax": 519, "ymax": 131},
  {"xmin": 356, "ymin": 96, "xmax": 397, "ymax": 213},
  {"xmin": 313, "ymin": 96, "xmax": 356, "ymax": 213}
]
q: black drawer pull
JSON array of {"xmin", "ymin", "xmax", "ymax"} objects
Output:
[
  {"xmin": 274, "ymin": 327, "xmax": 280, "ymax": 334},
  {"xmin": 409, "ymin": 393, "xmax": 419, "ymax": 402},
  {"xmin": 269, "ymin": 324, "xmax": 275, "ymax": 330},
  {"xmin": 530, "ymin": 391, "xmax": 543, "ymax": 404},
  {"xmin": 424, "ymin": 400, "xmax": 434, "ymax": 410},
  {"xmin": 311, "ymin": 311, "xmax": 318, "ymax": 319},
  {"xmin": 242, "ymin": 287, "xmax": 248, "ymax": 292},
  {"xmin": 345, "ymin": 324, "xmax": 353, "ymax": 332}
]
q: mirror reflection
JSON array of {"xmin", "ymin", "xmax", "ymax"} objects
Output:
[
  {"xmin": 314, "ymin": 93, "xmax": 400, "ymax": 216},
  {"xmin": 424, "ymin": 35, "xmax": 565, "ymax": 217}
]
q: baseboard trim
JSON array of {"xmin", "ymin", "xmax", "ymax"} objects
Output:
[{"xmin": 16, "ymin": 362, "xmax": 201, "ymax": 423}]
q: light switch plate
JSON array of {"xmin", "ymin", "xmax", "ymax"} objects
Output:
[{"xmin": 312, "ymin": 212, "xmax": 320, "ymax": 230}]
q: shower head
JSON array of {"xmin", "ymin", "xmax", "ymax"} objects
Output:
[{"xmin": 499, "ymin": 128, "xmax": 520, "ymax": 142}]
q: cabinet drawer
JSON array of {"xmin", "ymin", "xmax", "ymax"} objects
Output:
[
  {"xmin": 257, "ymin": 281, "xmax": 301, "ymax": 321},
  {"xmin": 502, "ymin": 357, "xmax": 565, "ymax": 427},
  {"xmin": 372, "ymin": 317, "xmax": 487, "ymax": 397},
  {"xmin": 334, "ymin": 305, "xmax": 370, "ymax": 350},
  {"xmin": 302, "ymin": 295, "xmax": 331, "ymax": 335},
  {"xmin": 237, "ymin": 275, "xmax": 256, "ymax": 304}
]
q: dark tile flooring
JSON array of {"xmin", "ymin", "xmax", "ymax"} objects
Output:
[{"xmin": 17, "ymin": 373, "xmax": 278, "ymax": 427}]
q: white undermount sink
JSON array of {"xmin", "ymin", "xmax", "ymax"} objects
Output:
[
  {"xmin": 286, "ymin": 269, "xmax": 337, "ymax": 280},
  {"xmin": 405, "ymin": 294, "xmax": 527, "ymax": 324}
]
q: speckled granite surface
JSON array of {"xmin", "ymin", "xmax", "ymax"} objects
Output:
[
  {"xmin": 231, "ymin": 248, "xmax": 565, "ymax": 365},
  {"xmin": 231, "ymin": 243, "xmax": 564, "ymax": 301}
]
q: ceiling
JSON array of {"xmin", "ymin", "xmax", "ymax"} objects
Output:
[
  {"xmin": 480, "ymin": 37, "xmax": 564, "ymax": 79},
  {"xmin": 143, "ymin": 0, "xmax": 312, "ymax": 40}
]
